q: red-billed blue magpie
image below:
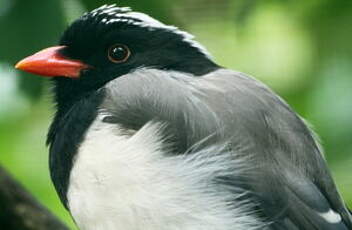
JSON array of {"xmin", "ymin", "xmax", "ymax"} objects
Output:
[{"xmin": 16, "ymin": 4, "xmax": 352, "ymax": 230}]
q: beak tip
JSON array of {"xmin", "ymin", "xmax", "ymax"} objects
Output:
[
  {"xmin": 15, "ymin": 57, "xmax": 29, "ymax": 71},
  {"xmin": 15, "ymin": 61, "xmax": 23, "ymax": 70}
]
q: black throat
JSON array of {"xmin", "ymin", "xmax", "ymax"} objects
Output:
[{"xmin": 47, "ymin": 86, "xmax": 104, "ymax": 208}]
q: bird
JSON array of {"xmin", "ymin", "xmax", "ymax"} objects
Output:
[{"xmin": 15, "ymin": 4, "xmax": 352, "ymax": 230}]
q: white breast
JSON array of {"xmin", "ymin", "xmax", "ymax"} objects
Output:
[{"xmin": 67, "ymin": 115, "xmax": 261, "ymax": 230}]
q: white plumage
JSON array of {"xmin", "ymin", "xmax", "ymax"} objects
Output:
[{"xmin": 67, "ymin": 71, "xmax": 262, "ymax": 229}]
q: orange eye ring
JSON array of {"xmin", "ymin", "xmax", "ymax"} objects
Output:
[{"xmin": 108, "ymin": 44, "xmax": 130, "ymax": 63}]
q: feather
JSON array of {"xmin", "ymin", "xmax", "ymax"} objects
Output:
[{"xmin": 101, "ymin": 68, "xmax": 352, "ymax": 229}]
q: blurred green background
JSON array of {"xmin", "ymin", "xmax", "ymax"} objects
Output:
[{"xmin": 0, "ymin": 0, "xmax": 351, "ymax": 228}]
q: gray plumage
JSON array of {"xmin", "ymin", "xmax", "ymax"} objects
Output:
[{"xmin": 100, "ymin": 68, "xmax": 352, "ymax": 230}]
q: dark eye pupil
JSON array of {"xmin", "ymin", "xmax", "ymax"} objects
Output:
[
  {"xmin": 111, "ymin": 47, "xmax": 126, "ymax": 60},
  {"xmin": 108, "ymin": 44, "xmax": 130, "ymax": 63}
]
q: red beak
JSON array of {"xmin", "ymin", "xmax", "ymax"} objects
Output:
[{"xmin": 15, "ymin": 46, "xmax": 89, "ymax": 78}]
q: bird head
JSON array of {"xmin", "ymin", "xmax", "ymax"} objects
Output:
[{"xmin": 16, "ymin": 5, "xmax": 218, "ymax": 103}]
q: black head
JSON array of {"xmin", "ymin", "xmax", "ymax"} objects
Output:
[
  {"xmin": 16, "ymin": 5, "xmax": 219, "ymax": 105},
  {"xmin": 57, "ymin": 5, "xmax": 219, "ymax": 101}
]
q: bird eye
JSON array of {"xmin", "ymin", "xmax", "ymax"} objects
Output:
[{"xmin": 108, "ymin": 44, "xmax": 130, "ymax": 63}]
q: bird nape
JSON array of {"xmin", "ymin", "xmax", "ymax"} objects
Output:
[{"xmin": 15, "ymin": 4, "xmax": 352, "ymax": 230}]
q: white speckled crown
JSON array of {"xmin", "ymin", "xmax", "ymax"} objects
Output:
[{"xmin": 84, "ymin": 4, "xmax": 212, "ymax": 59}]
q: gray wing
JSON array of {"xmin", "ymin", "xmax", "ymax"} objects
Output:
[{"xmin": 102, "ymin": 68, "xmax": 352, "ymax": 229}]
